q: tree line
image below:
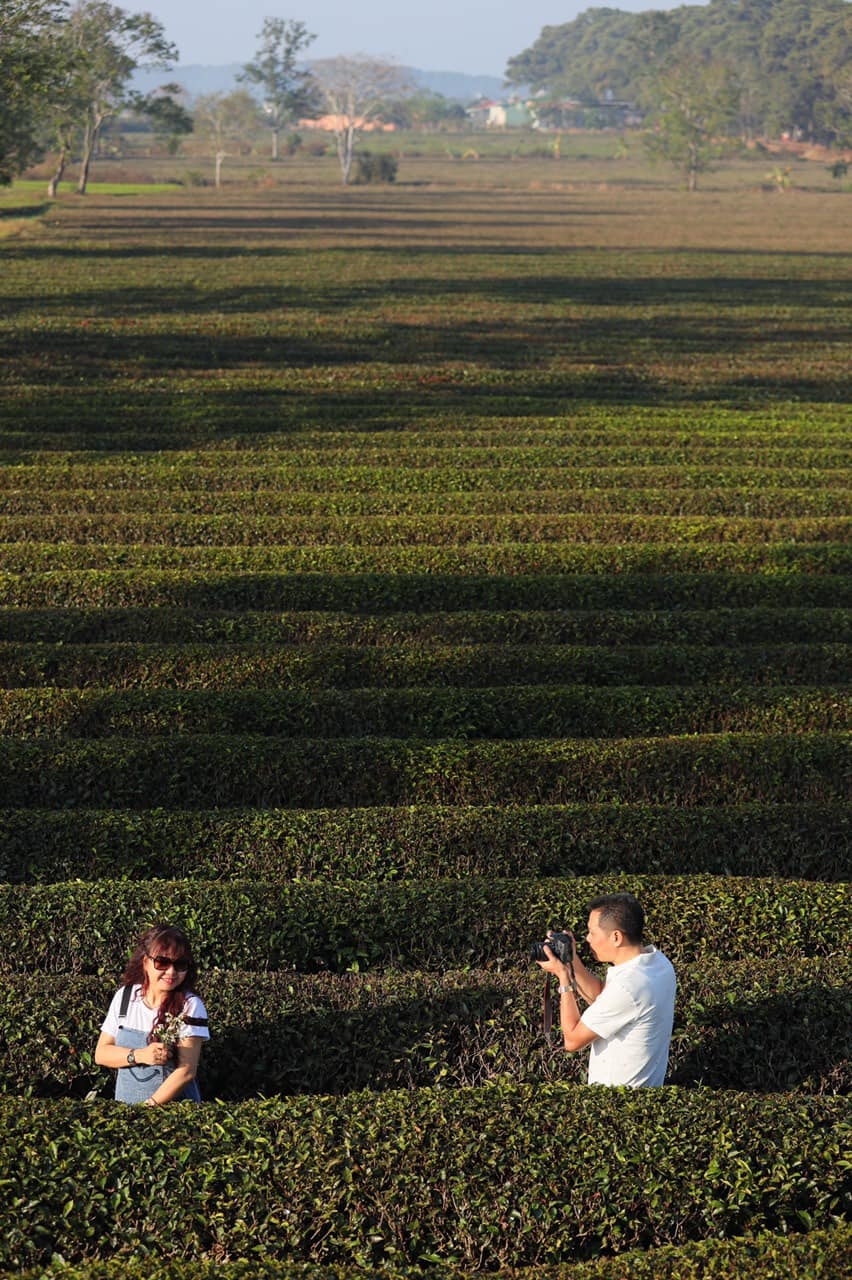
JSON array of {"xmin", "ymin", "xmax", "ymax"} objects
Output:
[
  {"xmin": 3, "ymin": 0, "xmax": 850, "ymax": 196},
  {"xmin": 1, "ymin": 1, "xmax": 427, "ymax": 190},
  {"xmin": 507, "ymin": 0, "xmax": 852, "ymax": 148}
]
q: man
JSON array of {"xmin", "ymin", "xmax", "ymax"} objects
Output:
[{"xmin": 537, "ymin": 892, "xmax": 676, "ymax": 1087}]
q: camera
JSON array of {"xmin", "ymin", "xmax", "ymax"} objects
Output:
[{"xmin": 529, "ymin": 930, "xmax": 575, "ymax": 965}]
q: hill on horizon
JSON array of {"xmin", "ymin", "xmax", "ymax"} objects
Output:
[{"xmin": 132, "ymin": 63, "xmax": 507, "ymax": 104}]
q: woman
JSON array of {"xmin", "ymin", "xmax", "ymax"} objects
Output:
[{"xmin": 95, "ymin": 923, "xmax": 210, "ymax": 1105}]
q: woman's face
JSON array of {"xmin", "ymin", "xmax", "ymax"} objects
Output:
[{"xmin": 142, "ymin": 947, "xmax": 190, "ymax": 1000}]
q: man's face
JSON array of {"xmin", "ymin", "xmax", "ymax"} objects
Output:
[{"xmin": 585, "ymin": 910, "xmax": 614, "ymax": 963}]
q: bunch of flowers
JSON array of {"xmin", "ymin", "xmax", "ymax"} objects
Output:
[{"xmin": 151, "ymin": 1012, "xmax": 187, "ymax": 1048}]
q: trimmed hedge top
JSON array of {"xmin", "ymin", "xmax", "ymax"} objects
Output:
[{"xmin": 0, "ymin": 1086, "xmax": 848, "ymax": 1271}]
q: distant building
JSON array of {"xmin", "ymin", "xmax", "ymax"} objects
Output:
[
  {"xmin": 466, "ymin": 95, "xmax": 640, "ymax": 131},
  {"xmin": 298, "ymin": 115, "xmax": 396, "ymax": 133},
  {"xmin": 465, "ymin": 98, "xmax": 536, "ymax": 129}
]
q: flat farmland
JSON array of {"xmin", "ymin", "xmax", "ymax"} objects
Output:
[{"xmin": 0, "ymin": 174, "xmax": 849, "ymax": 1276}]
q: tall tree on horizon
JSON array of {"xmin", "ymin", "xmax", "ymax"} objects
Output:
[
  {"xmin": 239, "ymin": 17, "xmax": 318, "ymax": 160},
  {"xmin": 0, "ymin": 0, "xmax": 67, "ymax": 185},
  {"xmin": 44, "ymin": 0, "xmax": 179, "ymax": 195},
  {"xmin": 642, "ymin": 58, "xmax": 742, "ymax": 190},
  {"xmin": 311, "ymin": 54, "xmax": 410, "ymax": 185}
]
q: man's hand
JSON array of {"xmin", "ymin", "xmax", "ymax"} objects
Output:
[{"xmin": 535, "ymin": 940, "xmax": 572, "ymax": 982}]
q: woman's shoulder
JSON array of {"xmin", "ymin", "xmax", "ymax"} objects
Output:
[{"xmin": 182, "ymin": 991, "xmax": 209, "ymax": 1019}]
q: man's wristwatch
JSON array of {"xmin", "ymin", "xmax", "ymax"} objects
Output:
[
  {"xmin": 558, "ymin": 982, "xmax": 578, "ymax": 995},
  {"xmin": 126, "ymin": 1050, "xmax": 137, "ymax": 1065}
]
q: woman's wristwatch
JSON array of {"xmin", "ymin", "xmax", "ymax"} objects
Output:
[{"xmin": 126, "ymin": 1050, "xmax": 137, "ymax": 1065}]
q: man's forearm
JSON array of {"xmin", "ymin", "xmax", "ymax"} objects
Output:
[
  {"xmin": 571, "ymin": 958, "xmax": 603, "ymax": 1004},
  {"xmin": 558, "ymin": 983, "xmax": 587, "ymax": 1050}
]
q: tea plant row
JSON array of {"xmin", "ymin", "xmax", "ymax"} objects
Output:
[{"xmin": 2, "ymin": 800, "xmax": 847, "ymax": 884}]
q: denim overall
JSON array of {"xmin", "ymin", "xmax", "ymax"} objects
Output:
[{"xmin": 114, "ymin": 985, "xmax": 202, "ymax": 1104}]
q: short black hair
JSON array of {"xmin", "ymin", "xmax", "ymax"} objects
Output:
[{"xmin": 586, "ymin": 893, "xmax": 645, "ymax": 945}]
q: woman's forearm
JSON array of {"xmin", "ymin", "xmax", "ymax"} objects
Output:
[
  {"xmin": 146, "ymin": 1065, "xmax": 195, "ymax": 1106},
  {"xmin": 95, "ymin": 1039, "xmax": 164, "ymax": 1070}
]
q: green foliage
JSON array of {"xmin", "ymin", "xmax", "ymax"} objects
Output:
[
  {"xmin": 2, "ymin": 1225, "xmax": 851, "ymax": 1277},
  {"xmin": 45, "ymin": 0, "xmax": 178, "ymax": 194},
  {"xmin": 238, "ymin": 18, "xmax": 318, "ymax": 160},
  {"xmin": 0, "ymin": 0, "xmax": 66, "ymax": 184},
  {"xmin": 0, "ymin": 603, "xmax": 844, "ymax": 646},
  {"xmin": 0, "ymin": 684, "xmax": 845, "ymax": 741},
  {"xmin": 4, "ymin": 1224, "xmax": 852, "ymax": 1277},
  {"xmin": 353, "ymin": 151, "xmax": 398, "ymax": 184},
  {"xmin": 506, "ymin": 0, "xmax": 852, "ymax": 146},
  {"xmin": 0, "ymin": 184, "xmax": 849, "ymax": 1275},
  {"xmin": 133, "ymin": 83, "xmax": 192, "ymax": 154},
  {"xmin": 0, "ymin": 569, "xmax": 845, "ymax": 612},
  {"xmin": 0, "ymin": 731, "xmax": 847, "ymax": 808},
  {"xmin": 643, "ymin": 60, "xmax": 742, "ymax": 191},
  {"xmin": 1, "ymin": 638, "xmax": 847, "ymax": 691},
  {"xmin": 1, "ymin": 801, "xmax": 848, "ymax": 884},
  {"xmin": 0, "ymin": 511, "xmax": 848, "ymax": 545},
  {"xmin": 0, "ymin": 875, "xmax": 847, "ymax": 974},
  {"xmin": 3, "ymin": 958, "xmax": 849, "ymax": 1099},
  {"xmin": 0, "ymin": 1087, "xmax": 848, "ymax": 1270}
]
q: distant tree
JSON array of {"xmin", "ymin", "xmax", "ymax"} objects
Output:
[
  {"xmin": 758, "ymin": 0, "xmax": 852, "ymax": 143},
  {"xmin": 505, "ymin": 8, "xmax": 649, "ymax": 101},
  {"xmin": 642, "ymin": 59, "xmax": 742, "ymax": 191},
  {"xmin": 45, "ymin": 1, "xmax": 179, "ymax": 195},
  {"xmin": 505, "ymin": 0, "xmax": 852, "ymax": 146},
  {"xmin": 311, "ymin": 55, "xmax": 410, "ymax": 185},
  {"xmin": 192, "ymin": 89, "xmax": 260, "ymax": 185},
  {"xmin": 392, "ymin": 90, "xmax": 467, "ymax": 131},
  {"xmin": 238, "ymin": 17, "xmax": 318, "ymax": 160},
  {"xmin": 0, "ymin": 0, "xmax": 67, "ymax": 185},
  {"xmin": 139, "ymin": 84, "xmax": 193, "ymax": 155}
]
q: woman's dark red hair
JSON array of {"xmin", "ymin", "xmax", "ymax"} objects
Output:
[{"xmin": 120, "ymin": 923, "xmax": 199, "ymax": 1040}]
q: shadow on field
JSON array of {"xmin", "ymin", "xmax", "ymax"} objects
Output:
[
  {"xmin": 668, "ymin": 984, "xmax": 852, "ymax": 1093},
  {"xmin": 181, "ymin": 981, "xmax": 852, "ymax": 1100},
  {"xmin": 1, "ymin": 272, "xmax": 848, "ymax": 319},
  {"xmin": 201, "ymin": 982, "xmax": 530, "ymax": 1099},
  {"xmin": 0, "ymin": 371, "xmax": 849, "ymax": 453},
  {"xmin": 2, "ymin": 312, "xmax": 849, "ymax": 370},
  {"xmin": 0, "ymin": 202, "xmax": 52, "ymax": 220}
]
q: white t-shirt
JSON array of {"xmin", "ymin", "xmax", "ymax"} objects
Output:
[
  {"xmin": 101, "ymin": 984, "xmax": 210, "ymax": 1041},
  {"xmin": 580, "ymin": 946, "xmax": 676, "ymax": 1087}
]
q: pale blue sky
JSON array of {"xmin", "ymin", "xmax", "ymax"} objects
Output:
[{"xmin": 138, "ymin": 1, "xmax": 694, "ymax": 77}]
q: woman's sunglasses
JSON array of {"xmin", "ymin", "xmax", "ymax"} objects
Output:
[{"xmin": 147, "ymin": 954, "xmax": 190, "ymax": 972}]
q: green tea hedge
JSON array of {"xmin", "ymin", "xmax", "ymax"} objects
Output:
[
  {"xmin": 0, "ymin": 438, "xmax": 846, "ymax": 471},
  {"xmin": 0, "ymin": 876, "xmax": 846, "ymax": 973},
  {"xmin": 0, "ymin": 570, "xmax": 843, "ymax": 611},
  {"xmin": 1, "ymin": 512, "xmax": 847, "ymax": 546},
  {"xmin": 1, "ymin": 641, "xmax": 846, "ymax": 689},
  {"xmin": 0, "ymin": 686, "xmax": 844, "ymax": 740},
  {"xmin": 5, "ymin": 958, "xmax": 848, "ymax": 1099},
  {"xmin": 1, "ymin": 452, "xmax": 847, "ymax": 490},
  {"xmin": 0, "ymin": 604, "xmax": 845, "ymax": 645},
  {"xmin": 0, "ymin": 1086, "xmax": 847, "ymax": 1270},
  {"xmin": 4, "ymin": 1226, "xmax": 852, "ymax": 1280},
  {"xmin": 0, "ymin": 733, "xmax": 845, "ymax": 808},
  {"xmin": 2, "ymin": 483, "xmax": 848, "ymax": 516},
  {"xmin": 1, "ymin": 802, "xmax": 848, "ymax": 883},
  {"xmin": 0, "ymin": 540, "xmax": 846, "ymax": 575}
]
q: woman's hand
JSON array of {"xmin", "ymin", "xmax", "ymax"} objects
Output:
[{"xmin": 140, "ymin": 1042, "xmax": 172, "ymax": 1067}]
